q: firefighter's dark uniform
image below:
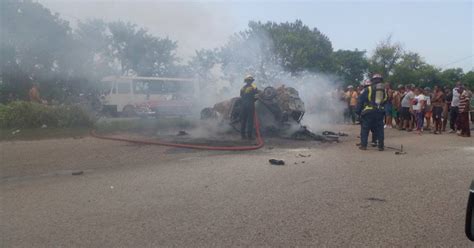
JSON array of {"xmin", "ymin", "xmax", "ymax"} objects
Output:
[
  {"xmin": 357, "ymin": 89, "xmax": 378, "ymax": 145},
  {"xmin": 240, "ymin": 83, "xmax": 258, "ymax": 139},
  {"xmin": 356, "ymin": 83, "xmax": 387, "ymax": 150}
]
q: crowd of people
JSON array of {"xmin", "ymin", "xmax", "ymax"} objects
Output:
[{"xmin": 341, "ymin": 81, "xmax": 473, "ymax": 138}]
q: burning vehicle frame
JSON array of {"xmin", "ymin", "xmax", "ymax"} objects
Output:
[{"xmin": 201, "ymin": 85, "xmax": 340, "ymax": 142}]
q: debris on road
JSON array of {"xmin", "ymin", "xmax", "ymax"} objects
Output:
[
  {"xmin": 298, "ymin": 153, "xmax": 311, "ymax": 157},
  {"xmin": 292, "ymin": 126, "xmax": 339, "ymax": 142},
  {"xmin": 322, "ymin": 131, "xmax": 348, "ymax": 137},
  {"xmin": 177, "ymin": 130, "xmax": 189, "ymax": 136},
  {"xmin": 365, "ymin": 197, "xmax": 386, "ymax": 202},
  {"xmin": 269, "ymin": 159, "xmax": 285, "ymax": 165},
  {"xmin": 71, "ymin": 171, "xmax": 84, "ymax": 176}
]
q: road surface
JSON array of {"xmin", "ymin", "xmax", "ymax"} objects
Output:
[{"xmin": 1, "ymin": 125, "xmax": 473, "ymax": 247}]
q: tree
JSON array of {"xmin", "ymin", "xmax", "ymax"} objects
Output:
[
  {"xmin": 108, "ymin": 21, "xmax": 178, "ymax": 76},
  {"xmin": 0, "ymin": 0, "xmax": 74, "ymax": 101},
  {"xmin": 439, "ymin": 68, "xmax": 464, "ymax": 86},
  {"xmin": 332, "ymin": 49, "xmax": 368, "ymax": 85},
  {"xmin": 188, "ymin": 49, "xmax": 219, "ymax": 79},
  {"xmin": 259, "ymin": 20, "xmax": 334, "ymax": 73},
  {"xmin": 74, "ymin": 19, "xmax": 117, "ymax": 79},
  {"xmin": 390, "ymin": 52, "xmax": 425, "ymax": 84},
  {"xmin": 369, "ymin": 35, "xmax": 403, "ymax": 78},
  {"xmin": 462, "ymin": 71, "xmax": 474, "ymax": 89},
  {"xmin": 215, "ymin": 20, "xmax": 335, "ymax": 86},
  {"xmin": 390, "ymin": 52, "xmax": 443, "ymax": 87}
]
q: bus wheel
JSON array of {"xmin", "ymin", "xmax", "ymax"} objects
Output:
[{"xmin": 122, "ymin": 105, "xmax": 137, "ymax": 117}]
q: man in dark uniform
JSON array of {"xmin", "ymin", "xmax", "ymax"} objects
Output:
[
  {"xmin": 240, "ymin": 75, "xmax": 259, "ymax": 139},
  {"xmin": 356, "ymin": 80, "xmax": 378, "ymax": 147},
  {"xmin": 356, "ymin": 74, "xmax": 387, "ymax": 151}
]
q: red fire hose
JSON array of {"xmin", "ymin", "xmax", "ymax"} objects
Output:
[{"xmin": 90, "ymin": 112, "xmax": 264, "ymax": 151}]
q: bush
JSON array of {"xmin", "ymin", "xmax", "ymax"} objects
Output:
[{"xmin": 0, "ymin": 101, "xmax": 94, "ymax": 129}]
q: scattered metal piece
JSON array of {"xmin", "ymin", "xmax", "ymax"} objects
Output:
[
  {"xmin": 292, "ymin": 126, "xmax": 339, "ymax": 142},
  {"xmin": 322, "ymin": 131, "xmax": 348, "ymax": 137},
  {"xmin": 177, "ymin": 130, "xmax": 189, "ymax": 136},
  {"xmin": 269, "ymin": 159, "xmax": 285, "ymax": 165},
  {"xmin": 72, "ymin": 171, "xmax": 84, "ymax": 176},
  {"xmin": 365, "ymin": 197, "xmax": 386, "ymax": 202}
]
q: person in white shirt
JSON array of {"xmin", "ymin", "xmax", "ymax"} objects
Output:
[
  {"xmin": 449, "ymin": 82, "xmax": 461, "ymax": 133},
  {"xmin": 413, "ymin": 87, "xmax": 426, "ymax": 134}
]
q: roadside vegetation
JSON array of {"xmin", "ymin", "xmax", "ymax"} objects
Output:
[
  {"xmin": 0, "ymin": 101, "xmax": 93, "ymax": 129},
  {"xmin": 0, "ymin": 100, "xmax": 194, "ymax": 140}
]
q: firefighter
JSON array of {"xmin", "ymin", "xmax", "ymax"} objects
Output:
[
  {"xmin": 356, "ymin": 74, "xmax": 387, "ymax": 151},
  {"xmin": 240, "ymin": 75, "xmax": 259, "ymax": 139}
]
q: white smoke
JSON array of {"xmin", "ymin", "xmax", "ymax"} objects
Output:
[{"xmin": 191, "ymin": 30, "xmax": 345, "ymax": 132}]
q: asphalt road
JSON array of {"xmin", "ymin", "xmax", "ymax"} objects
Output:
[{"xmin": 1, "ymin": 126, "xmax": 473, "ymax": 247}]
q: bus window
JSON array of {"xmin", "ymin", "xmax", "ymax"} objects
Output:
[
  {"xmin": 148, "ymin": 82, "xmax": 164, "ymax": 93},
  {"xmin": 117, "ymin": 82, "xmax": 131, "ymax": 94},
  {"xmin": 133, "ymin": 81, "xmax": 149, "ymax": 94}
]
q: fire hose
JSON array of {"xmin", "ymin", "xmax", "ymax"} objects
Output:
[{"xmin": 90, "ymin": 112, "xmax": 264, "ymax": 151}]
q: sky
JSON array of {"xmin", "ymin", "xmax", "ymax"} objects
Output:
[{"xmin": 39, "ymin": 0, "xmax": 473, "ymax": 71}]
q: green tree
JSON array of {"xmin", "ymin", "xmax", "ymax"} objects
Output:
[
  {"xmin": 390, "ymin": 52, "xmax": 425, "ymax": 85},
  {"xmin": 439, "ymin": 68, "xmax": 465, "ymax": 86},
  {"xmin": 0, "ymin": 0, "xmax": 74, "ymax": 101},
  {"xmin": 390, "ymin": 52, "xmax": 442, "ymax": 87},
  {"xmin": 188, "ymin": 49, "xmax": 218, "ymax": 80},
  {"xmin": 332, "ymin": 49, "xmax": 368, "ymax": 85},
  {"xmin": 216, "ymin": 20, "xmax": 334, "ymax": 86},
  {"xmin": 108, "ymin": 21, "xmax": 178, "ymax": 76},
  {"xmin": 462, "ymin": 71, "xmax": 474, "ymax": 89},
  {"xmin": 258, "ymin": 20, "xmax": 334, "ymax": 73},
  {"xmin": 369, "ymin": 36, "xmax": 403, "ymax": 78}
]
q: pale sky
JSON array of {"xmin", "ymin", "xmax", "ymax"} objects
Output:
[{"xmin": 39, "ymin": 0, "xmax": 473, "ymax": 71}]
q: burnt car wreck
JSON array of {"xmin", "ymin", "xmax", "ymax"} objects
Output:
[{"xmin": 201, "ymin": 85, "xmax": 339, "ymax": 142}]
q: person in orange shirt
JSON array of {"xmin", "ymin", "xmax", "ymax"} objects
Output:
[
  {"xmin": 29, "ymin": 83, "xmax": 41, "ymax": 103},
  {"xmin": 345, "ymin": 85, "xmax": 358, "ymax": 124}
]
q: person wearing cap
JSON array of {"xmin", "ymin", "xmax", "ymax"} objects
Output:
[
  {"xmin": 356, "ymin": 80, "xmax": 377, "ymax": 146},
  {"xmin": 356, "ymin": 74, "xmax": 387, "ymax": 151},
  {"xmin": 240, "ymin": 75, "xmax": 259, "ymax": 139}
]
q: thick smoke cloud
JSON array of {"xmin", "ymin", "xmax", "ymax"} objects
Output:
[
  {"xmin": 192, "ymin": 30, "xmax": 345, "ymax": 132},
  {"xmin": 40, "ymin": 0, "xmax": 237, "ymax": 59}
]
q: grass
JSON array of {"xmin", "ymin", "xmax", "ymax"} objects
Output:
[
  {"xmin": 0, "ymin": 127, "xmax": 90, "ymax": 141},
  {"xmin": 94, "ymin": 117, "xmax": 195, "ymax": 134},
  {"xmin": 0, "ymin": 117, "xmax": 196, "ymax": 141}
]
